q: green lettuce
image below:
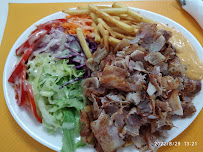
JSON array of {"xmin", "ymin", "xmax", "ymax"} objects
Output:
[{"xmin": 27, "ymin": 53, "xmax": 86, "ymax": 151}]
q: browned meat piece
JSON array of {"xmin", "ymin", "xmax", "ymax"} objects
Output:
[
  {"xmin": 122, "ymin": 108, "xmax": 143, "ymax": 137},
  {"xmin": 155, "ymin": 100, "xmax": 172, "ymax": 112},
  {"xmin": 100, "ymin": 66, "xmax": 132, "ymax": 92},
  {"xmin": 168, "ymin": 57, "xmax": 186, "ymax": 77},
  {"xmin": 131, "ymin": 22, "xmax": 157, "ymax": 46},
  {"xmin": 103, "ymin": 102, "xmax": 120, "ymax": 116},
  {"xmin": 91, "ymin": 112, "xmax": 124, "ymax": 152},
  {"xmin": 128, "ymin": 60, "xmax": 147, "ymax": 73},
  {"xmin": 131, "ymin": 23, "xmax": 168, "ymax": 53},
  {"xmin": 158, "ymin": 62, "xmax": 168, "ymax": 75},
  {"xmin": 137, "ymin": 100, "xmax": 153, "ymax": 116},
  {"xmin": 105, "ymin": 92, "xmax": 130, "ymax": 104},
  {"xmin": 151, "ymin": 66, "xmax": 161, "ymax": 75},
  {"xmin": 131, "ymin": 135, "xmax": 146, "ymax": 149},
  {"xmin": 151, "ymin": 110, "xmax": 173, "ymax": 133},
  {"xmin": 130, "ymin": 49, "xmax": 146, "ymax": 62},
  {"xmin": 114, "ymin": 38, "xmax": 130, "ymax": 53},
  {"xmin": 160, "ymin": 42, "xmax": 176, "ymax": 61},
  {"xmin": 149, "ymin": 74, "xmax": 180, "ymax": 97},
  {"xmin": 111, "ymin": 108, "xmax": 127, "ymax": 132},
  {"xmin": 147, "ymin": 82, "xmax": 157, "ymax": 96},
  {"xmin": 168, "ymin": 90, "xmax": 183, "ymax": 116},
  {"xmin": 145, "ymin": 127, "xmax": 158, "ymax": 151},
  {"xmin": 161, "ymin": 76, "xmax": 180, "ymax": 91},
  {"xmin": 113, "ymin": 55, "xmax": 130, "ymax": 71},
  {"xmin": 150, "ymin": 73, "xmax": 162, "ymax": 95},
  {"xmin": 116, "ymin": 44, "xmax": 146, "ymax": 58},
  {"xmin": 82, "ymin": 77, "xmax": 100, "ymax": 97},
  {"xmin": 100, "ymin": 54, "xmax": 116, "ymax": 70},
  {"xmin": 86, "ymin": 47, "xmax": 108, "ymax": 71},
  {"xmin": 158, "ymin": 29, "xmax": 172, "ymax": 41},
  {"xmin": 95, "ymin": 141, "xmax": 104, "ymax": 152},
  {"xmin": 128, "ymin": 72, "xmax": 146, "ymax": 92},
  {"xmin": 80, "ymin": 105, "xmax": 95, "ymax": 145},
  {"xmin": 126, "ymin": 92, "xmax": 141, "ymax": 105},
  {"xmin": 181, "ymin": 102, "xmax": 196, "ymax": 117},
  {"xmin": 183, "ymin": 77, "xmax": 201, "ymax": 97},
  {"xmin": 144, "ymin": 52, "xmax": 166, "ymax": 65},
  {"xmin": 80, "ymin": 105, "xmax": 93, "ymax": 136},
  {"xmin": 93, "ymin": 47, "xmax": 108, "ymax": 64},
  {"xmin": 86, "ymin": 58, "xmax": 97, "ymax": 71},
  {"xmin": 148, "ymin": 35, "xmax": 166, "ymax": 52},
  {"xmin": 83, "ymin": 77, "xmax": 99, "ymax": 88},
  {"xmin": 91, "ymin": 94, "xmax": 102, "ymax": 119}
]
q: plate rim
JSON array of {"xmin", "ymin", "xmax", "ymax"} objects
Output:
[{"xmin": 3, "ymin": 6, "xmax": 203, "ymax": 152}]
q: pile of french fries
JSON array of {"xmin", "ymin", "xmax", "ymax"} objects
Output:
[{"xmin": 63, "ymin": 2, "xmax": 153, "ymax": 58}]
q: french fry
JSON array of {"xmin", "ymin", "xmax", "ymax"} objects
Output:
[
  {"xmin": 127, "ymin": 9, "xmax": 154, "ymax": 23},
  {"xmin": 90, "ymin": 12, "xmax": 98, "ymax": 24},
  {"xmin": 134, "ymin": 28, "xmax": 139, "ymax": 33},
  {"xmin": 114, "ymin": 31, "xmax": 135, "ymax": 40},
  {"xmin": 97, "ymin": 23, "xmax": 106, "ymax": 36},
  {"xmin": 111, "ymin": 26, "xmax": 137, "ymax": 36},
  {"xmin": 104, "ymin": 20, "xmax": 116, "ymax": 27},
  {"xmin": 75, "ymin": 7, "xmax": 127, "ymax": 15},
  {"xmin": 121, "ymin": 20, "xmax": 133, "ymax": 25},
  {"xmin": 76, "ymin": 27, "xmax": 92, "ymax": 59},
  {"xmin": 112, "ymin": 16, "xmax": 120, "ymax": 20},
  {"xmin": 100, "ymin": 8, "xmax": 128, "ymax": 15},
  {"xmin": 88, "ymin": 4, "xmax": 134, "ymax": 33},
  {"xmin": 92, "ymin": 22, "xmax": 101, "ymax": 44},
  {"xmin": 112, "ymin": 2, "xmax": 154, "ymax": 23},
  {"xmin": 108, "ymin": 36, "xmax": 121, "ymax": 47},
  {"xmin": 132, "ymin": 24, "xmax": 140, "ymax": 29},
  {"xmin": 100, "ymin": 38, "xmax": 104, "ymax": 45},
  {"xmin": 91, "ymin": 13, "xmax": 120, "ymax": 24},
  {"xmin": 97, "ymin": 6, "xmax": 111, "ymax": 9},
  {"xmin": 77, "ymin": 5, "xmax": 88, "ymax": 10},
  {"xmin": 111, "ymin": 27, "xmax": 125, "ymax": 33},
  {"xmin": 103, "ymin": 31, "xmax": 109, "ymax": 52},
  {"xmin": 78, "ymin": 5, "xmax": 111, "ymax": 10},
  {"xmin": 112, "ymin": 2, "xmax": 127, "ymax": 8},
  {"xmin": 97, "ymin": 23, "xmax": 109, "ymax": 52},
  {"xmin": 97, "ymin": 18, "xmax": 116, "ymax": 37},
  {"xmin": 119, "ymin": 14, "xmax": 135, "ymax": 21},
  {"xmin": 62, "ymin": 9, "xmax": 90, "ymax": 15},
  {"xmin": 132, "ymin": 25, "xmax": 140, "ymax": 33}
]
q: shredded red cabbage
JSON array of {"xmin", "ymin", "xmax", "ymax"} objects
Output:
[{"xmin": 29, "ymin": 25, "xmax": 97, "ymax": 87}]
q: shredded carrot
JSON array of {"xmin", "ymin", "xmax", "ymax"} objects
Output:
[{"xmin": 61, "ymin": 15, "xmax": 94, "ymax": 38}]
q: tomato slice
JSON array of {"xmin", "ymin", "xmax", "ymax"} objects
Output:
[
  {"xmin": 16, "ymin": 19, "xmax": 66, "ymax": 56},
  {"xmin": 31, "ymin": 19, "xmax": 67, "ymax": 34},
  {"xmin": 12, "ymin": 64, "xmax": 42, "ymax": 123},
  {"xmin": 25, "ymin": 84, "xmax": 42, "ymax": 123},
  {"xmin": 14, "ymin": 65, "xmax": 27, "ymax": 106},
  {"xmin": 8, "ymin": 44, "xmax": 34, "ymax": 83},
  {"xmin": 16, "ymin": 30, "xmax": 47, "ymax": 56}
]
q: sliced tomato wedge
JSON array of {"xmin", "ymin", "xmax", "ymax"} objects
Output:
[
  {"xmin": 16, "ymin": 30, "xmax": 47, "ymax": 56},
  {"xmin": 14, "ymin": 65, "xmax": 27, "ymax": 106},
  {"xmin": 25, "ymin": 84, "xmax": 42, "ymax": 123},
  {"xmin": 16, "ymin": 19, "xmax": 67, "ymax": 56},
  {"xmin": 31, "ymin": 19, "xmax": 67, "ymax": 34},
  {"xmin": 8, "ymin": 44, "xmax": 34, "ymax": 83}
]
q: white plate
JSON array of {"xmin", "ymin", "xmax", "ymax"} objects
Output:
[{"xmin": 3, "ymin": 6, "xmax": 203, "ymax": 152}]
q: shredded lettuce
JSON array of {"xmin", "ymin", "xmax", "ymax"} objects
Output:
[
  {"xmin": 61, "ymin": 110, "xmax": 86, "ymax": 152},
  {"xmin": 27, "ymin": 53, "xmax": 86, "ymax": 151}
]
